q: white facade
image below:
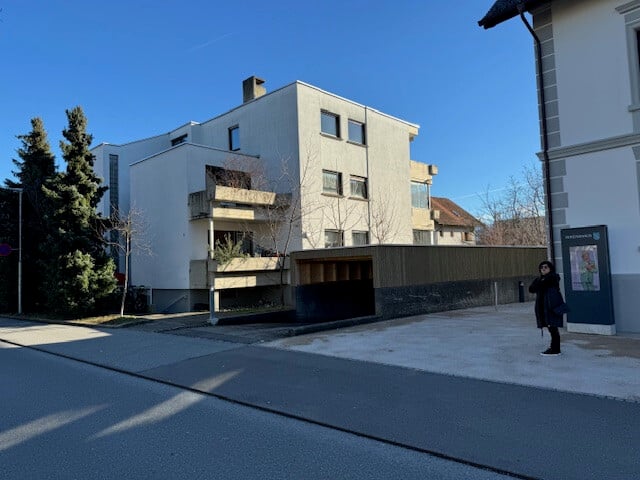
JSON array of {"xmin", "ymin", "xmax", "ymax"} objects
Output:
[
  {"xmin": 93, "ymin": 78, "xmax": 437, "ymax": 313},
  {"xmin": 483, "ymin": 0, "xmax": 640, "ymax": 333}
]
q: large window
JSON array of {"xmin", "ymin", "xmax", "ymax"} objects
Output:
[
  {"xmin": 411, "ymin": 181, "xmax": 429, "ymax": 209},
  {"xmin": 323, "ymin": 170, "xmax": 343, "ymax": 195},
  {"xmin": 325, "ymin": 229, "xmax": 343, "ymax": 248},
  {"xmin": 228, "ymin": 125, "xmax": 240, "ymax": 151},
  {"xmin": 348, "ymin": 120, "xmax": 366, "ymax": 145},
  {"xmin": 350, "ymin": 176, "xmax": 368, "ymax": 199},
  {"xmin": 352, "ymin": 231, "xmax": 369, "ymax": 246},
  {"xmin": 321, "ymin": 111, "xmax": 340, "ymax": 137}
]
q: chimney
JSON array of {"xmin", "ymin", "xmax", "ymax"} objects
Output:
[{"xmin": 242, "ymin": 76, "xmax": 266, "ymax": 103}]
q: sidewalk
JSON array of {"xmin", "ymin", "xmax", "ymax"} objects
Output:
[
  {"xmin": 266, "ymin": 302, "xmax": 640, "ymax": 402},
  {"xmin": 1, "ymin": 302, "xmax": 639, "ymax": 480}
]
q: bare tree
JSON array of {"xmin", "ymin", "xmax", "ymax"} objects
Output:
[
  {"xmin": 368, "ymin": 184, "xmax": 402, "ymax": 244},
  {"xmin": 262, "ymin": 145, "xmax": 324, "ymax": 304},
  {"xmin": 103, "ymin": 206, "xmax": 152, "ymax": 316},
  {"xmin": 217, "ymin": 142, "xmax": 323, "ymax": 306},
  {"xmin": 476, "ymin": 161, "xmax": 547, "ymax": 246}
]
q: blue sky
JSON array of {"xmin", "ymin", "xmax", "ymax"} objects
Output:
[{"xmin": 0, "ymin": 1, "xmax": 539, "ymax": 216}]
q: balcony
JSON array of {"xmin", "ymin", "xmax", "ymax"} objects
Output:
[
  {"xmin": 189, "ymin": 186, "xmax": 287, "ymax": 222},
  {"xmin": 189, "ymin": 257, "xmax": 290, "ymax": 290},
  {"xmin": 412, "ymin": 208, "xmax": 435, "ymax": 230}
]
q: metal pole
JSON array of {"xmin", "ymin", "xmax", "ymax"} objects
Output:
[
  {"xmin": 209, "ymin": 216, "xmax": 218, "ymax": 325},
  {"xmin": 17, "ymin": 189, "xmax": 22, "ymax": 315},
  {"xmin": 4, "ymin": 187, "xmax": 22, "ymax": 314}
]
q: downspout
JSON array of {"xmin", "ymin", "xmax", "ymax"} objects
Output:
[
  {"xmin": 365, "ymin": 106, "xmax": 372, "ymax": 239},
  {"xmin": 518, "ymin": 5, "xmax": 555, "ymax": 261}
]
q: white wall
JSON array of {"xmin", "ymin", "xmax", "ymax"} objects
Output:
[
  {"xmin": 564, "ymin": 147, "xmax": 640, "ymax": 274},
  {"xmin": 296, "ymin": 83, "xmax": 416, "ymax": 247},
  {"xmin": 130, "ymin": 148, "xmax": 191, "ymax": 289},
  {"xmin": 93, "ymin": 134, "xmax": 169, "ymax": 217},
  {"xmin": 129, "ymin": 144, "xmax": 258, "ymax": 289},
  {"xmin": 198, "ymin": 85, "xmax": 300, "ymax": 190},
  {"xmin": 554, "ymin": 0, "xmax": 633, "ymax": 146}
]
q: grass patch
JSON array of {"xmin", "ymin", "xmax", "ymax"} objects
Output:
[
  {"xmin": 65, "ymin": 314, "xmax": 141, "ymax": 327},
  {"xmin": 4, "ymin": 313, "xmax": 142, "ymax": 328}
]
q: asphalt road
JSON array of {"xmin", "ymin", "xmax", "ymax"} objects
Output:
[{"xmin": 0, "ymin": 342, "xmax": 513, "ymax": 480}]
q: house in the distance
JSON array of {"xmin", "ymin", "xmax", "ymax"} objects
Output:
[
  {"xmin": 430, "ymin": 197, "xmax": 482, "ymax": 245},
  {"xmin": 479, "ymin": 0, "xmax": 640, "ymax": 333}
]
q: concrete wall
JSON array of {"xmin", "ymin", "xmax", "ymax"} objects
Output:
[{"xmin": 296, "ymin": 83, "xmax": 419, "ymax": 248}]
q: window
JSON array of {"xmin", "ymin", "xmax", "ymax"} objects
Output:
[
  {"xmin": 108, "ymin": 154, "xmax": 119, "ymax": 214},
  {"xmin": 325, "ymin": 229, "xmax": 343, "ymax": 248},
  {"xmin": 348, "ymin": 120, "xmax": 366, "ymax": 145},
  {"xmin": 464, "ymin": 232, "xmax": 473, "ymax": 242},
  {"xmin": 228, "ymin": 125, "xmax": 240, "ymax": 151},
  {"xmin": 321, "ymin": 111, "xmax": 340, "ymax": 137},
  {"xmin": 411, "ymin": 181, "xmax": 429, "ymax": 209},
  {"xmin": 108, "ymin": 154, "xmax": 119, "ymax": 263},
  {"xmin": 171, "ymin": 134, "xmax": 187, "ymax": 146},
  {"xmin": 210, "ymin": 230, "xmax": 254, "ymax": 256},
  {"xmin": 323, "ymin": 170, "xmax": 342, "ymax": 195},
  {"xmin": 352, "ymin": 231, "xmax": 369, "ymax": 246},
  {"xmin": 206, "ymin": 165, "xmax": 251, "ymax": 189},
  {"xmin": 413, "ymin": 229, "xmax": 431, "ymax": 245},
  {"xmin": 350, "ymin": 176, "xmax": 368, "ymax": 199},
  {"xmin": 617, "ymin": 0, "xmax": 640, "ymax": 129}
]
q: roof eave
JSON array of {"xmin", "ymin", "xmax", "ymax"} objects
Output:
[{"xmin": 478, "ymin": 0, "xmax": 550, "ymax": 29}]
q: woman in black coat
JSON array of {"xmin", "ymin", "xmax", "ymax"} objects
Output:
[{"xmin": 529, "ymin": 260, "xmax": 564, "ymax": 356}]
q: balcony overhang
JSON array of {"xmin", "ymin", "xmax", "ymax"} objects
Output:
[{"xmin": 189, "ymin": 187, "xmax": 290, "ymax": 222}]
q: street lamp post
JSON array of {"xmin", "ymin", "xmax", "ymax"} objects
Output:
[
  {"xmin": 5, "ymin": 187, "xmax": 23, "ymax": 314},
  {"xmin": 208, "ymin": 216, "xmax": 218, "ymax": 325}
]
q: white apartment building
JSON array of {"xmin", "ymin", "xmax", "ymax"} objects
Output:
[{"xmin": 92, "ymin": 77, "xmax": 438, "ymax": 313}]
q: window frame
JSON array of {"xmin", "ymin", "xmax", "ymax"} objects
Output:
[
  {"xmin": 228, "ymin": 125, "xmax": 240, "ymax": 151},
  {"xmin": 352, "ymin": 230, "xmax": 369, "ymax": 246},
  {"xmin": 617, "ymin": 3, "xmax": 640, "ymax": 130},
  {"xmin": 411, "ymin": 181, "xmax": 429, "ymax": 209},
  {"xmin": 349, "ymin": 176, "xmax": 368, "ymax": 199},
  {"xmin": 347, "ymin": 119, "xmax": 366, "ymax": 145},
  {"xmin": 321, "ymin": 110, "xmax": 340, "ymax": 137},
  {"xmin": 412, "ymin": 229, "xmax": 431, "ymax": 245},
  {"xmin": 322, "ymin": 170, "xmax": 343, "ymax": 196},
  {"xmin": 324, "ymin": 229, "xmax": 344, "ymax": 248}
]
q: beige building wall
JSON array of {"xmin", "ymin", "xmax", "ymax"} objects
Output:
[{"xmin": 295, "ymin": 82, "xmax": 423, "ymax": 248}]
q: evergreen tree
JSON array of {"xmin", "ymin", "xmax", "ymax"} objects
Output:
[
  {"xmin": 42, "ymin": 107, "xmax": 116, "ymax": 316},
  {"xmin": 3, "ymin": 118, "xmax": 57, "ymax": 311}
]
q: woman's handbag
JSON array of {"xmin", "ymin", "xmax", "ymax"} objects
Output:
[
  {"xmin": 548, "ymin": 287, "xmax": 570, "ymax": 315},
  {"xmin": 552, "ymin": 302, "xmax": 570, "ymax": 315}
]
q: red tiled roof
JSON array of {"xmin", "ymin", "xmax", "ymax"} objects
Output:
[{"xmin": 431, "ymin": 197, "xmax": 483, "ymax": 228}]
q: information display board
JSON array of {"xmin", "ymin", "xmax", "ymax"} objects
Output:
[{"xmin": 560, "ymin": 225, "xmax": 615, "ymax": 334}]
